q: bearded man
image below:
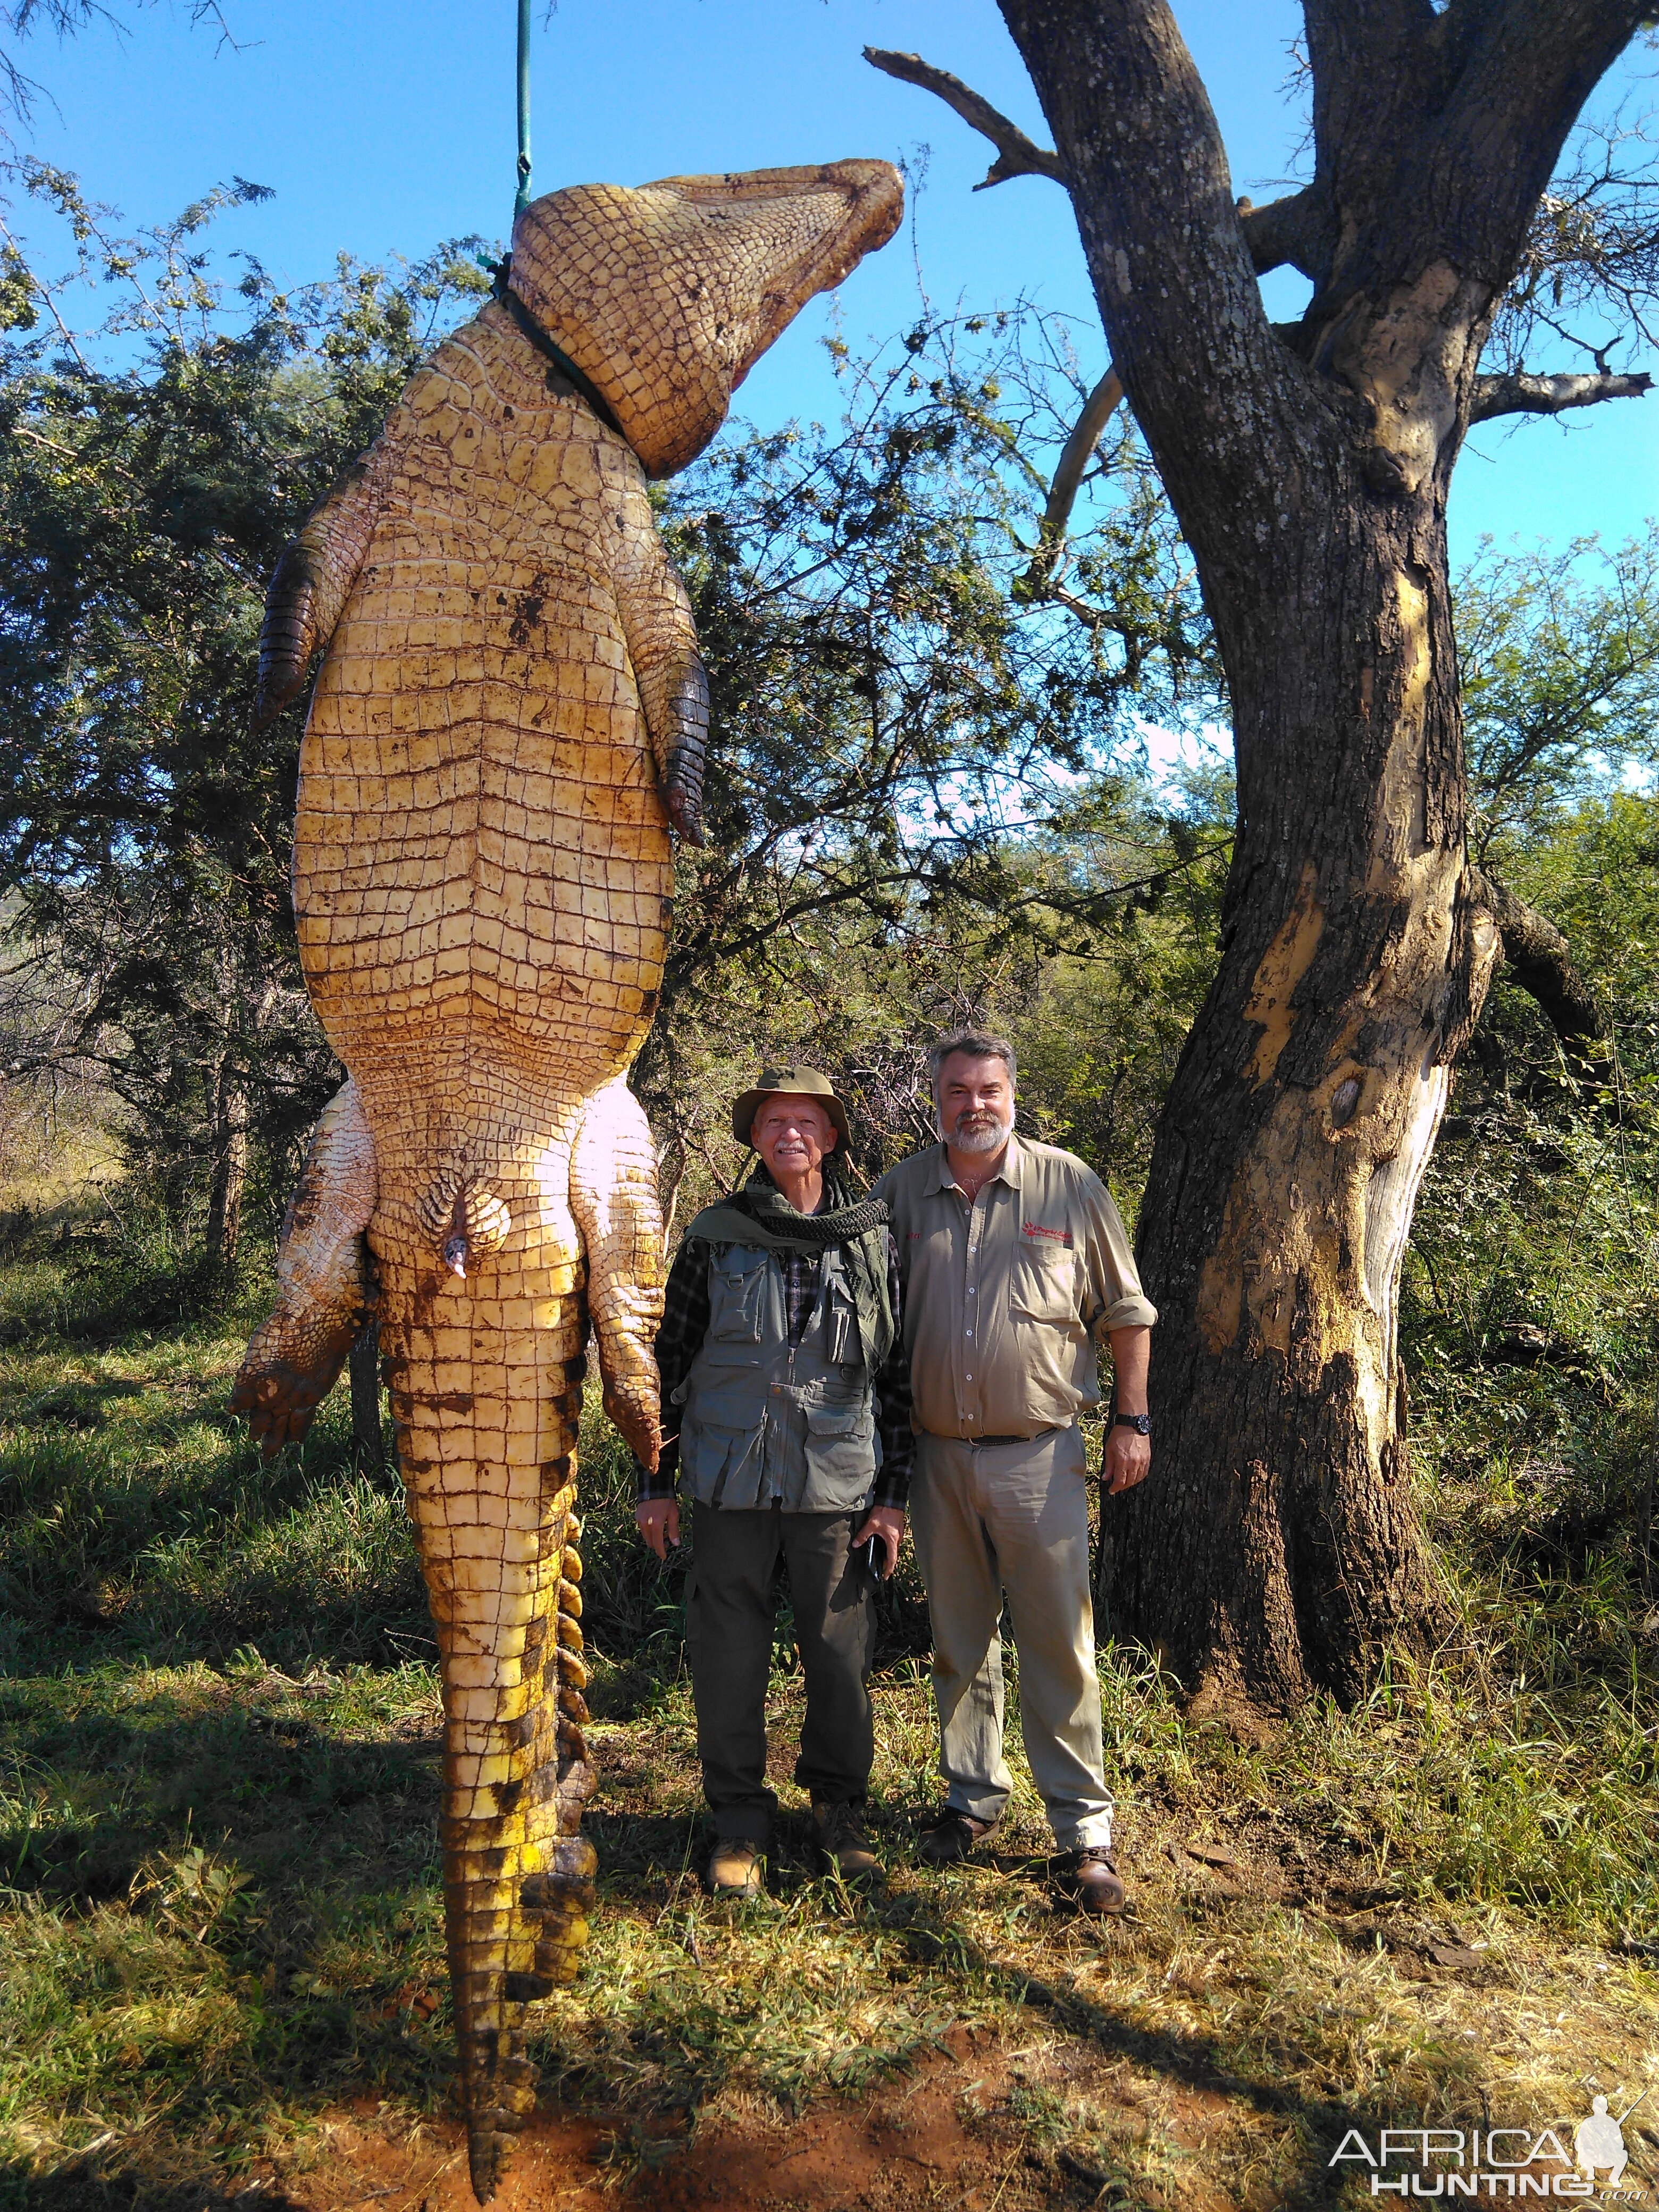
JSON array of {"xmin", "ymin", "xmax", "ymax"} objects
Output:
[
  {"xmin": 873, "ymin": 1030, "xmax": 1155, "ymax": 1914},
  {"xmin": 636, "ymin": 1067, "xmax": 911, "ymax": 1896}
]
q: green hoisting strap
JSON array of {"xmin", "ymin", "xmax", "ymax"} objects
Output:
[{"xmin": 513, "ymin": 0, "xmax": 533, "ymax": 221}]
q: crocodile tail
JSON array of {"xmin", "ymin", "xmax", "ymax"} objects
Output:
[{"xmin": 379, "ymin": 1238, "xmax": 596, "ymax": 2206}]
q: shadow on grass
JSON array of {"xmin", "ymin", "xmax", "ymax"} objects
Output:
[
  {"xmin": 0, "ymin": 1678, "xmax": 456, "ymax": 2210},
  {"xmin": 0, "ymin": 1375, "xmax": 430, "ymax": 1676},
  {"xmin": 0, "ymin": 1674, "xmax": 444, "ymax": 1898},
  {"xmin": 811, "ymin": 1883, "xmax": 1415, "ymax": 2211},
  {"xmin": 0, "ymin": 2156, "xmax": 313, "ymax": 2212}
]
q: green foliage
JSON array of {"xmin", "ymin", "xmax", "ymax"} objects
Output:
[
  {"xmin": 639, "ymin": 309, "xmax": 1221, "ymax": 1192},
  {"xmin": 0, "ymin": 1288, "xmax": 1653, "ymax": 2206},
  {"xmin": 1460, "ymin": 533, "xmax": 1659, "ymax": 862}
]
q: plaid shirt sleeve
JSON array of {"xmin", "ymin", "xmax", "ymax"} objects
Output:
[
  {"xmin": 872, "ymin": 1230, "xmax": 915, "ymax": 1513},
  {"xmin": 634, "ymin": 1235, "xmax": 711, "ymax": 1503}
]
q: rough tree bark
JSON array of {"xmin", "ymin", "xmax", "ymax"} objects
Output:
[{"xmin": 891, "ymin": 1, "xmax": 1652, "ymax": 1711}]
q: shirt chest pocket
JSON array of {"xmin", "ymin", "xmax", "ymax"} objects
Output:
[
  {"xmin": 708, "ymin": 1247, "xmax": 768, "ymax": 1343},
  {"xmin": 1009, "ymin": 1239, "xmax": 1079, "ymax": 1328}
]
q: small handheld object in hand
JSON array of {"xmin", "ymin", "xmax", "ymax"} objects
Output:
[{"xmin": 862, "ymin": 1533, "xmax": 884, "ymax": 1579}]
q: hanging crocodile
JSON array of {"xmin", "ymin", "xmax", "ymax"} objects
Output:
[{"xmin": 230, "ymin": 160, "xmax": 902, "ymax": 2202}]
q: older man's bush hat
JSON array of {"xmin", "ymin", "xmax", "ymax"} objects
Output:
[{"xmin": 732, "ymin": 1065, "xmax": 852, "ymax": 1150}]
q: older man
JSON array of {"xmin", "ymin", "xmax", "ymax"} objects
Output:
[
  {"xmin": 636, "ymin": 1066, "xmax": 911, "ymax": 1896},
  {"xmin": 874, "ymin": 1030, "xmax": 1155, "ymax": 1913}
]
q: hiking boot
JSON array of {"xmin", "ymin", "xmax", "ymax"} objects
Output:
[
  {"xmin": 812, "ymin": 1799, "xmax": 882, "ymax": 1881},
  {"xmin": 707, "ymin": 1838, "xmax": 766, "ymax": 1898},
  {"xmin": 1051, "ymin": 1845, "xmax": 1126, "ymax": 1916},
  {"xmin": 917, "ymin": 1807, "xmax": 994, "ymax": 1867}
]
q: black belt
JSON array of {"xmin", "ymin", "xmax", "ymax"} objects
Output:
[{"xmin": 971, "ymin": 1428, "xmax": 1056, "ymax": 1447}]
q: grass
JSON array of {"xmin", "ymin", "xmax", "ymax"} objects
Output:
[{"xmin": 0, "ymin": 1226, "xmax": 1656, "ymax": 2210}]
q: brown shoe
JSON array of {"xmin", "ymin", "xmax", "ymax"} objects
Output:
[
  {"xmin": 812, "ymin": 1800, "xmax": 882, "ymax": 1881},
  {"xmin": 1051, "ymin": 1845, "xmax": 1126, "ymax": 1915},
  {"xmin": 707, "ymin": 1838, "xmax": 766, "ymax": 1897},
  {"xmin": 918, "ymin": 1807, "xmax": 994, "ymax": 1867}
]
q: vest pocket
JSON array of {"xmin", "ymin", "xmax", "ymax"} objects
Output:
[
  {"xmin": 681, "ymin": 1416, "xmax": 760, "ymax": 1506},
  {"xmin": 825, "ymin": 1283, "xmax": 858, "ymax": 1367},
  {"xmin": 802, "ymin": 1399, "xmax": 875, "ymax": 1493},
  {"xmin": 708, "ymin": 1246, "xmax": 767, "ymax": 1343}
]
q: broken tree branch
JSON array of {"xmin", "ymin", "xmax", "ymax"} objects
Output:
[
  {"xmin": 1471, "ymin": 867, "xmax": 1603, "ymax": 1048},
  {"xmin": 1469, "ymin": 366, "xmax": 1653, "ymax": 421},
  {"xmin": 863, "ymin": 47, "xmax": 1066, "ymax": 189},
  {"xmin": 1044, "ymin": 367, "xmax": 1126, "ymax": 535},
  {"xmin": 1235, "ymin": 186, "xmax": 1328, "ymax": 280}
]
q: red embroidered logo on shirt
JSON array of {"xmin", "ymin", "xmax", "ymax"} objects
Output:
[{"xmin": 1022, "ymin": 1221, "xmax": 1073, "ymax": 1247}]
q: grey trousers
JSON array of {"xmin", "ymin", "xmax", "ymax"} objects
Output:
[
  {"xmin": 910, "ymin": 1427, "xmax": 1113, "ymax": 1851},
  {"xmin": 685, "ymin": 1503, "xmax": 876, "ymax": 1842}
]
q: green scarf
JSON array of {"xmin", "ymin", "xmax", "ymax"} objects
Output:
[{"xmin": 686, "ymin": 1163, "xmax": 895, "ymax": 1361}]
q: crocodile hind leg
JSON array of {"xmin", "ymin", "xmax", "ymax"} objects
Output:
[
  {"xmin": 569, "ymin": 1073, "xmax": 666, "ymax": 1473},
  {"xmin": 231, "ymin": 1080, "xmax": 378, "ymax": 1454},
  {"xmin": 379, "ymin": 1186, "xmax": 601, "ymax": 2205}
]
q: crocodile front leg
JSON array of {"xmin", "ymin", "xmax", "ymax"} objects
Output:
[
  {"xmin": 613, "ymin": 467, "xmax": 710, "ymax": 845},
  {"xmin": 253, "ymin": 417, "xmax": 410, "ymax": 730}
]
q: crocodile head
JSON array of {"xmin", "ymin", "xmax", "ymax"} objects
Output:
[{"xmin": 508, "ymin": 158, "xmax": 903, "ymax": 477}]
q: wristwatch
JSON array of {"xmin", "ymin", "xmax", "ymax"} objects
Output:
[{"xmin": 1114, "ymin": 1412, "xmax": 1152, "ymax": 1435}]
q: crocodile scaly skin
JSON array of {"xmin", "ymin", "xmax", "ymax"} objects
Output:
[{"xmin": 230, "ymin": 161, "xmax": 902, "ymax": 2202}]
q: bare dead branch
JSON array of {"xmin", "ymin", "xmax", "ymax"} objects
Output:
[
  {"xmin": 1016, "ymin": 366, "xmax": 1126, "ymax": 593},
  {"xmin": 1469, "ymin": 365, "xmax": 1653, "ymax": 420},
  {"xmin": 1471, "ymin": 867, "xmax": 1603, "ymax": 1046},
  {"xmin": 863, "ymin": 46, "xmax": 1067, "ymax": 190}
]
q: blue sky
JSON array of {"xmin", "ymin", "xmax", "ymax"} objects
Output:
[{"xmin": 7, "ymin": 0, "xmax": 1656, "ymax": 568}]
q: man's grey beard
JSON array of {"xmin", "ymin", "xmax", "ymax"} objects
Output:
[{"xmin": 938, "ymin": 1107, "xmax": 1015, "ymax": 1154}]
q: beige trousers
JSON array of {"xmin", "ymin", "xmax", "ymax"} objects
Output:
[{"xmin": 910, "ymin": 1426, "xmax": 1113, "ymax": 1851}]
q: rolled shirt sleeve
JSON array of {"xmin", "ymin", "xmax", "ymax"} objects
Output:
[{"xmin": 1078, "ymin": 1174, "xmax": 1159, "ymax": 1337}]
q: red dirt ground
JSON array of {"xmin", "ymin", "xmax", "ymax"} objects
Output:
[{"xmin": 244, "ymin": 2030, "xmax": 1182, "ymax": 2212}]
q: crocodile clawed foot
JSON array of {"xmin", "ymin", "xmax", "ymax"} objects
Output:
[
  {"xmin": 600, "ymin": 1382, "xmax": 660, "ymax": 1473},
  {"xmin": 231, "ymin": 1306, "xmax": 361, "ymax": 1457}
]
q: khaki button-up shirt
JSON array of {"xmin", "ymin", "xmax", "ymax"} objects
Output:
[{"xmin": 874, "ymin": 1135, "xmax": 1157, "ymax": 1443}]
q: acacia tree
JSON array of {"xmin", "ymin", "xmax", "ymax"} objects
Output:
[{"xmin": 875, "ymin": 5, "xmax": 1659, "ymax": 1712}]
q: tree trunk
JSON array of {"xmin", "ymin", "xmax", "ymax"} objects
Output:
[
  {"xmin": 350, "ymin": 1319, "xmax": 384, "ymax": 1475},
  {"xmin": 985, "ymin": 0, "xmax": 1646, "ymax": 1710},
  {"xmin": 1100, "ymin": 485, "xmax": 1499, "ymax": 1709},
  {"xmin": 869, "ymin": 0, "xmax": 1647, "ymax": 1706},
  {"xmin": 204, "ymin": 1055, "xmax": 248, "ymax": 1270}
]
